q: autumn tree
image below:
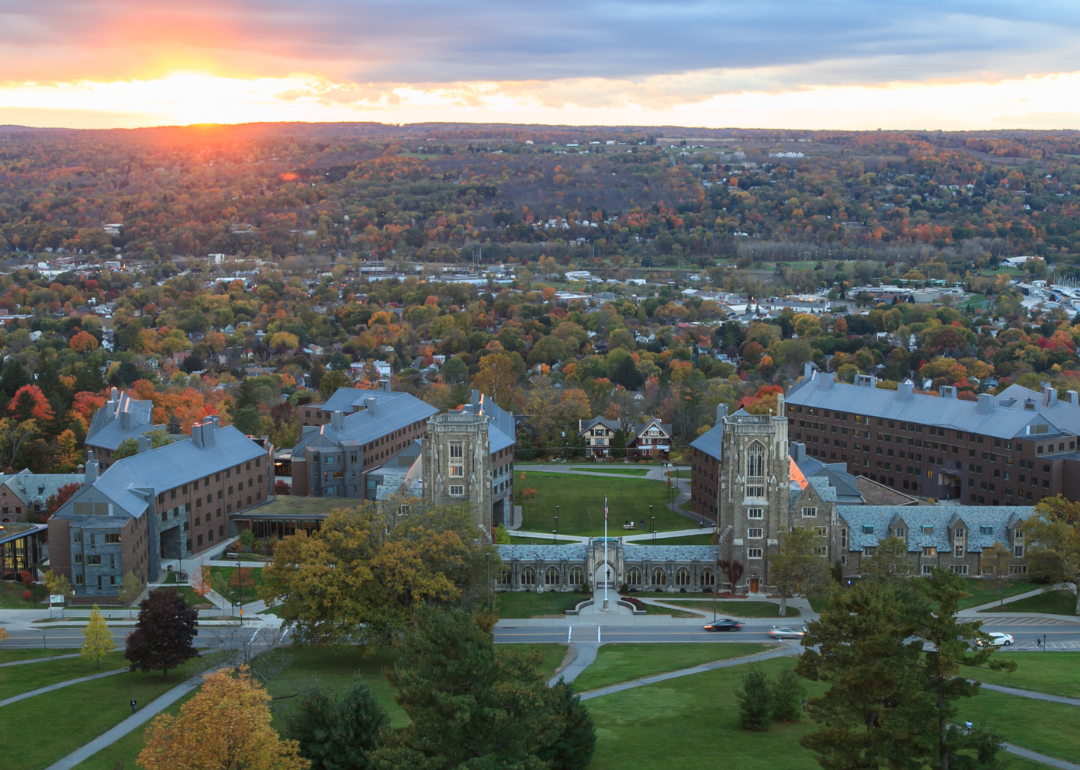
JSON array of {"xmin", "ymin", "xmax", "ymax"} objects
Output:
[
  {"xmin": 472, "ymin": 353, "xmax": 518, "ymax": 408},
  {"xmin": 980, "ymin": 541, "xmax": 1015, "ymax": 608},
  {"xmin": 1023, "ymin": 495, "xmax": 1080, "ymax": 614},
  {"xmin": 770, "ymin": 526, "xmax": 833, "ymax": 616},
  {"xmin": 69, "ymin": 330, "xmax": 100, "ymax": 354},
  {"xmin": 118, "ymin": 571, "xmax": 144, "ymax": 617},
  {"xmin": 125, "ymin": 588, "xmax": 199, "ymax": 677},
  {"xmin": 81, "ymin": 604, "xmax": 115, "ymax": 668},
  {"xmin": 260, "ymin": 502, "xmax": 497, "ymax": 648},
  {"xmin": 139, "ymin": 666, "xmax": 308, "ymax": 770},
  {"xmin": 0, "ymin": 627, "xmax": 8, "ymax": 643}
]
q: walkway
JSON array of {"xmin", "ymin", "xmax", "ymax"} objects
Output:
[
  {"xmin": 0, "ymin": 653, "xmax": 79, "ymax": 668},
  {"xmin": 979, "ymin": 682, "xmax": 1080, "ymax": 708},
  {"xmin": 960, "ymin": 584, "xmax": 1080, "ymax": 624},
  {"xmin": 0, "ymin": 667, "xmax": 127, "ymax": 708},
  {"xmin": 44, "ymin": 671, "xmax": 212, "ymax": 770}
]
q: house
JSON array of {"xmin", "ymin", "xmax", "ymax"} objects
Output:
[
  {"xmin": 0, "ymin": 470, "xmax": 85, "ymax": 523},
  {"xmin": 85, "ymin": 389, "xmax": 164, "ymax": 470}
]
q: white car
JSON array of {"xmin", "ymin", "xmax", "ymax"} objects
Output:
[
  {"xmin": 978, "ymin": 632, "xmax": 1014, "ymax": 647},
  {"xmin": 768, "ymin": 626, "xmax": 806, "ymax": 640}
]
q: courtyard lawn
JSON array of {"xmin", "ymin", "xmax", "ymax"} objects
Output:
[
  {"xmin": 570, "ymin": 466, "xmax": 650, "ymax": 476},
  {"xmin": 982, "ymin": 589, "xmax": 1078, "ymax": 616},
  {"xmin": 496, "ymin": 591, "xmax": 586, "ymax": 618},
  {"xmin": 0, "ymin": 649, "xmax": 73, "ymax": 664},
  {"xmin": 666, "ymin": 469, "xmax": 689, "ymax": 480},
  {"xmin": 960, "ymin": 688, "xmax": 1080, "ymax": 765},
  {"xmin": 636, "ymin": 534, "xmax": 715, "ymax": 545},
  {"xmin": 0, "ymin": 650, "xmax": 128, "ymax": 699},
  {"xmin": 645, "ymin": 599, "xmax": 800, "ymax": 618},
  {"xmin": 209, "ymin": 565, "xmax": 265, "ymax": 604},
  {"xmin": 515, "ymin": 471, "xmax": 686, "ymax": 535},
  {"xmin": 572, "ymin": 642, "xmax": 773, "ymax": 693},
  {"xmin": 638, "ymin": 603, "xmax": 699, "ymax": 618},
  {"xmin": 0, "ymin": 579, "xmax": 48, "ymax": 609},
  {"xmin": 964, "ymin": 651, "xmax": 1080, "ymax": 698},
  {"xmin": 73, "ymin": 692, "xmax": 195, "ymax": 770},
  {"xmin": 958, "ymin": 577, "xmax": 1035, "ymax": 610},
  {"xmin": 0, "ymin": 656, "xmax": 208, "ymax": 770},
  {"xmin": 507, "ymin": 535, "xmax": 580, "ymax": 545}
]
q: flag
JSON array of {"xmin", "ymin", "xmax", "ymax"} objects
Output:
[{"xmin": 604, "ymin": 500, "xmax": 608, "ymax": 520}]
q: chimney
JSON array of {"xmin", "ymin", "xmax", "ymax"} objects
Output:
[
  {"xmin": 977, "ymin": 393, "xmax": 995, "ymax": 415},
  {"xmin": 86, "ymin": 451, "xmax": 99, "ymax": 484},
  {"xmin": 379, "ymin": 379, "xmax": 391, "ymax": 392},
  {"xmin": 791, "ymin": 443, "xmax": 807, "ymax": 463},
  {"xmin": 471, "ymin": 389, "xmax": 480, "ymax": 409},
  {"xmin": 716, "ymin": 403, "xmax": 729, "ymax": 423},
  {"xmin": 939, "ymin": 386, "xmax": 957, "ymax": 399},
  {"xmin": 138, "ymin": 435, "xmax": 151, "ymax": 454},
  {"xmin": 897, "ymin": 381, "xmax": 914, "ymax": 402},
  {"xmin": 803, "ymin": 362, "xmax": 815, "ymax": 381},
  {"xmin": 110, "ymin": 387, "xmax": 118, "ymax": 403},
  {"xmin": 1042, "ymin": 383, "xmax": 1058, "ymax": 407},
  {"xmin": 191, "ymin": 422, "xmax": 204, "ymax": 449},
  {"xmin": 1068, "ymin": 391, "xmax": 1079, "ymax": 407},
  {"xmin": 210, "ymin": 415, "xmax": 220, "ymax": 428},
  {"xmin": 365, "ymin": 397, "xmax": 378, "ymax": 418},
  {"xmin": 330, "ymin": 411, "xmax": 344, "ymax": 431},
  {"xmin": 776, "ymin": 392, "xmax": 785, "ymax": 415},
  {"xmin": 820, "ymin": 372, "xmax": 835, "ymax": 390},
  {"xmin": 119, "ymin": 410, "xmax": 132, "ymax": 431}
]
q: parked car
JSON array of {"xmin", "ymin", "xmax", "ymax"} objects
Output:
[
  {"xmin": 977, "ymin": 632, "xmax": 1014, "ymax": 647},
  {"xmin": 768, "ymin": 626, "xmax": 806, "ymax": 640},
  {"xmin": 704, "ymin": 618, "xmax": 744, "ymax": 632}
]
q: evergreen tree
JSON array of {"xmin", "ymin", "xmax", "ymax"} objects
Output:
[
  {"xmin": 81, "ymin": 604, "xmax": 115, "ymax": 668},
  {"xmin": 770, "ymin": 667, "xmax": 805, "ymax": 723},
  {"xmin": 0, "ymin": 360, "xmax": 28, "ymax": 401},
  {"xmin": 167, "ymin": 411, "xmax": 182, "ymax": 435},
  {"xmin": 537, "ymin": 680, "xmax": 596, "ymax": 770},
  {"xmin": 125, "ymin": 589, "xmax": 199, "ymax": 678},
  {"xmin": 736, "ymin": 666, "xmax": 772, "ymax": 731},
  {"xmin": 612, "ymin": 356, "xmax": 644, "ymax": 390},
  {"xmin": 283, "ymin": 675, "xmax": 389, "ymax": 770},
  {"xmin": 610, "ymin": 429, "xmax": 627, "ymax": 459}
]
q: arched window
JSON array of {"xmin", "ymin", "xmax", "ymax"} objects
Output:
[
  {"xmin": 497, "ymin": 569, "xmax": 512, "ymax": 586},
  {"xmin": 569, "ymin": 568, "xmax": 584, "ymax": 585},
  {"xmin": 700, "ymin": 569, "xmax": 715, "ymax": 586},
  {"xmin": 652, "ymin": 568, "xmax": 667, "ymax": 587},
  {"xmin": 747, "ymin": 443, "xmax": 765, "ymax": 478},
  {"xmin": 545, "ymin": 567, "xmax": 561, "ymax": 585},
  {"xmin": 627, "ymin": 568, "xmax": 641, "ymax": 586},
  {"xmin": 675, "ymin": 568, "xmax": 691, "ymax": 586},
  {"xmin": 521, "ymin": 567, "xmax": 536, "ymax": 585}
]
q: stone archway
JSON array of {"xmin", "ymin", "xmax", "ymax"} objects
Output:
[{"xmin": 593, "ymin": 563, "xmax": 615, "ymax": 590}]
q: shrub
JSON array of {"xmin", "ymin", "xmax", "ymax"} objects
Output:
[
  {"xmin": 21, "ymin": 590, "xmax": 32, "ymax": 601},
  {"xmin": 679, "ymin": 587, "xmax": 687, "ymax": 593},
  {"xmin": 619, "ymin": 583, "xmax": 629, "ymax": 593},
  {"xmin": 771, "ymin": 667, "xmax": 805, "ymax": 723},
  {"xmin": 736, "ymin": 666, "xmax": 772, "ymax": 731}
]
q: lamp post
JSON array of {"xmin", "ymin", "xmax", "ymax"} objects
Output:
[
  {"xmin": 651, "ymin": 516, "xmax": 656, "ymax": 543},
  {"xmin": 556, "ymin": 506, "xmax": 560, "ymax": 537}
]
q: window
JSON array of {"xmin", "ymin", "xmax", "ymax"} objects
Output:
[
  {"xmin": 954, "ymin": 545, "xmax": 964, "ymax": 557},
  {"xmin": 1014, "ymin": 545, "xmax": 1024, "ymax": 558},
  {"xmin": 1009, "ymin": 565, "xmax": 1028, "ymax": 575},
  {"xmin": 922, "ymin": 565, "xmax": 934, "ymax": 575},
  {"xmin": 545, "ymin": 568, "xmax": 560, "ymax": 586},
  {"xmin": 922, "ymin": 526, "xmax": 934, "ymax": 535},
  {"xmin": 627, "ymin": 568, "xmax": 641, "ymax": 586},
  {"xmin": 747, "ymin": 528, "xmax": 764, "ymax": 539},
  {"xmin": 747, "ymin": 548, "xmax": 763, "ymax": 559},
  {"xmin": 922, "ymin": 546, "xmax": 936, "ymax": 557},
  {"xmin": 521, "ymin": 568, "xmax": 535, "ymax": 585},
  {"xmin": 746, "ymin": 508, "xmax": 763, "ymax": 520},
  {"xmin": 105, "ymin": 533, "xmax": 121, "ymax": 544},
  {"xmin": 862, "ymin": 525, "xmax": 874, "ymax": 535},
  {"xmin": 449, "ymin": 485, "xmax": 464, "ymax": 496},
  {"xmin": 817, "ymin": 526, "xmax": 829, "ymax": 537},
  {"xmin": 86, "ymin": 555, "xmax": 102, "ymax": 565},
  {"xmin": 801, "ymin": 507, "xmax": 817, "ymax": 518},
  {"xmin": 675, "ymin": 569, "xmax": 691, "ymax": 586},
  {"xmin": 980, "ymin": 525, "xmax": 993, "ymax": 535},
  {"xmin": 950, "ymin": 565, "xmax": 969, "ymax": 575}
]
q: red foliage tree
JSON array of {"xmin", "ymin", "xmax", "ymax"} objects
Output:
[{"xmin": 43, "ymin": 482, "xmax": 82, "ymax": 522}]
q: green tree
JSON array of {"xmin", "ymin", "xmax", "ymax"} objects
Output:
[
  {"xmin": 117, "ymin": 571, "xmax": 144, "ymax": 618},
  {"xmin": 318, "ymin": 370, "xmax": 352, "ymax": 401},
  {"xmin": 113, "ymin": 429, "xmax": 174, "ymax": 460},
  {"xmin": 797, "ymin": 580, "xmax": 933, "ymax": 769},
  {"xmin": 770, "ymin": 526, "xmax": 833, "ymax": 615},
  {"xmin": 494, "ymin": 523, "xmax": 511, "ymax": 544},
  {"xmin": 81, "ymin": 604, "xmax": 115, "ymax": 668},
  {"xmin": 770, "ymin": 667, "xmax": 805, "ymax": 723},
  {"xmin": 980, "ymin": 541, "xmax": 1015, "ymax": 608},
  {"xmin": 538, "ymin": 680, "xmax": 596, "ymax": 770},
  {"xmin": 913, "ymin": 568, "xmax": 1014, "ymax": 770},
  {"xmin": 736, "ymin": 666, "xmax": 772, "ymax": 731},
  {"xmin": 283, "ymin": 675, "xmax": 389, "ymax": 770},
  {"xmin": 369, "ymin": 607, "xmax": 564, "ymax": 769},
  {"xmin": 44, "ymin": 569, "xmax": 73, "ymax": 601},
  {"xmin": 610, "ymin": 428, "xmax": 627, "ymax": 459},
  {"xmin": 862, "ymin": 535, "xmax": 914, "ymax": 583},
  {"xmin": 1023, "ymin": 495, "xmax": 1080, "ymax": 614},
  {"xmin": 167, "ymin": 410, "xmax": 182, "ymax": 435}
]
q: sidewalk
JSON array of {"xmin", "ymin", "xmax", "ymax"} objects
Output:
[
  {"xmin": 0, "ymin": 667, "xmax": 127, "ymax": 709},
  {"xmin": 960, "ymin": 584, "xmax": 1080, "ymax": 624}
]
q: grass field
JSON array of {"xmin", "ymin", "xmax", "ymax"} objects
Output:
[
  {"xmin": 73, "ymin": 691, "xmax": 195, "ymax": 770},
  {"xmin": 495, "ymin": 590, "xmax": 586, "ymax": 618},
  {"xmin": 572, "ymin": 642, "xmax": 772, "ymax": 692},
  {"xmin": 0, "ymin": 650, "xmax": 128, "ymax": 699},
  {"xmin": 957, "ymin": 578, "xmax": 1035, "ymax": 610},
  {"xmin": 570, "ymin": 466, "xmax": 650, "ymax": 476},
  {"xmin": 982, "ymin": 589, "xmax": 1077, "ymax": 616},
  {"xmin": 666, "ymin": 469, "xmax": 689, "ymax": 480},
  {"xmin": 0, "ymin": 656, "xmax": 208, "ymax": 770},
  {"xmin": 960, "ymin": 688, "xmax": 1080, "ymax": 764},
  {"xmin": 0, "ymin": 649, "xmax": 74, "ymax": 664},
  {"xmin": 638, "ymin": 603, "xmax": 698, "ymax": 618},
  {"xmin": 209, "ymin": 565, "xmax": 265, "ymax": 604},
  {"xmin": 507, "ymin": 535, "xmax": 580, "ymax": 545},
  {"xmin": 636, "ymin": 534, "xmax": 715, "ymax": 545},
  {"xmin": 0, "ymin": 579, "xmax": 48, "ymax": 609},
  {"xmin": 657, "ymin": 599, "xmax": 800, "ymax": 618},
  {"xmin": 965, "ymin": 651, "xmax": 1080, "ymax": 698},
  {"xmin": 516, "ymin": 471, "xmax": 686, "ymax": 535}
]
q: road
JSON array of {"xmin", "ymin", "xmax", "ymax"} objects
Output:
[{"xmin": 1, "ymin": 624, "xmax": 264, "ymax": 651}]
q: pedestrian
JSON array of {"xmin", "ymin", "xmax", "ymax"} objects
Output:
[
  {"xmin": 131, "ymin": 698, "xmax": 137, "ymax": 713},
  {"xmin": 801, "ymin": 697, "xmax": 808, "ymax": 712},
  {"xmin": 964, "ymin": 721, "xmax": 972, "ymax": 734}
]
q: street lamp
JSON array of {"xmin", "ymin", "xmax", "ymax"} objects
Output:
[
  {"xmin": 553, "ymin": 529, "xmax": 557, "ymax": 542},
  {"xmin": 556, "ymin": 506, "xmax": 560, "ymax": 536},
  {"xmin": 651, "ymin": 516, "xmax": 656, "ymax": 543}
]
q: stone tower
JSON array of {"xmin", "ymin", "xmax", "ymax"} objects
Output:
[
  {"xmin": 422, "ymin": 411, "xmax": 493, "ymax": 536},
  {"xmin": 719, "ymin": 394, "xmax": 790, "ymax": 592}
]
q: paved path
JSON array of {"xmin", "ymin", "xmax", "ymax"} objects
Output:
[
  {"xmin": 0, "ymin": 667, "xmax": 127, "ymax": 708},
  {"xmin": 551, "ymin": 643, "xmax": 598, "ymax": 685},
  {"xmin": 577, "ymin": 642, "xmax": 796, "ymax": 700},
  {"xmin": 1003, "ymin": 744, "xmax": 1080, "ymax": 770},
  {"xmin": 961, "ymin": 584, "xmax": 1080, "ymax": 624},
  {"xmin": 980, "ymin": 682, "xmax": 1080, "ymax": 707},
  {"xmin": 44, "ymin": 670, "xmax": 214, "ymax": 770},
  {"xmin": 0, "ymin": 653, "xmax": 79, "ymax": 668}
]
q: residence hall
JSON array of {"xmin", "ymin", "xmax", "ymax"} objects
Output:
[
  {"xmin": 85, "ymin": 388, "xmax": 163, "ymax": 471},
  {"xmin": 784, "ymin": 363, "xmax": 1080, "ymax": 505},
  {"xmin": 48, "ymin": 416, "xmax": 272, "ymax": 599}
]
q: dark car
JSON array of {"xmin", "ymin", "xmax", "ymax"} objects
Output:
[{"xmin": 704, "ymin": 618, "xmax": 744, "ymax": 632}]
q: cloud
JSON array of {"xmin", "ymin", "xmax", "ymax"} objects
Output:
[{"xmin": 2, "ymin": 0, "xmax": 1080, "ymax": 89}]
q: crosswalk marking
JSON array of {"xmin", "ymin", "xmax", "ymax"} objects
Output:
[{"xmin": 986, "ymin": 617, "xmax": 1073, "ymax": 626}]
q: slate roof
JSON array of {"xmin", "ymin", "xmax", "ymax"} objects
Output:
[
  {"xmin": 293, "ymin": 391, "xmax": 439, "ymax": 455},
  {"xmin": 787, "ymin": 372, "xmax": 1053, "ymax": 440},
  {"xmin": 690, "ymin": 422, "xmax": 723, "ymax": 461},
  {"xmin": 623, "ymin": 544, "xmax": 719, "ymax": 561},
  {"xmin": 794, "ymin": 452, "xmax": 864, "ymax": 504},
  {"xmin": 0, "ymin": 471, "xmax": 85, "ymax": 505},
  {"xmin": 837, "ymin": 504, "xmax": 1033, "ymax": 553},
  {"xmin": 498, "ymin": 544, "xmax": 589, "ymax": 561},
  {"xmin": 85, "ymin": 389, "xmax": 161, "ymax": 450},
  {"xmin": 496, "ymin": 543, "xmax": 720, "ymax": 562},
  {"xmin": 318, "ymin": 386, "xmax": 406, "ymax": 414}
]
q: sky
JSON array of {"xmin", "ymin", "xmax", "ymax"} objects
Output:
[{"xmin": 2, "ymin": 0, "xmax": 1080, "ymax": 130}]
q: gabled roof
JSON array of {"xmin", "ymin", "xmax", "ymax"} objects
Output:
[
  {"xmin": 86, "ymin": 388, "xmax": 161, "ymax": 450},
  {"xmin": 294, "ymin": 391, "xmax": 439, "ymax": 455},
  {"xmin": 0, "ymin": 471, "xmax": 84, "ymax": 505},
  {"xmin": 690, "ymin": 422, "xmax": 723, "ymax": 462},
  {"xmin": 578, "ymin": 417, "xmax": 620, "ymax": 434},
  {"xmin": 837, "ymin": 505, "xmax": 1033, "ymax": 554}
]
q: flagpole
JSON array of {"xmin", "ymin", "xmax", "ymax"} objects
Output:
[{"xmin": 603, "ymin": 496, "xmax": 609, "ymax": 611}]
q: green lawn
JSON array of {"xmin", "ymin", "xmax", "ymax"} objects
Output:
[
  {"xmin": 965, "ymin": 651, "xmax": 1080, "ymax": 698},
  {"xmin": 570, "ymin": 466, "xmax": 650, "ymax": 476},
  {"xmin": 960, "ymin": 688, "xmax": 1080, "ymax": 764},
  {"xmin": 666, "ymin": 469, "xmax": 689, "ymax": 480},
  {"xmin": 958, "ymin": 578, "xmax": 1035, "ymax": 610},
  {"xmin": 656, "ymin": 600, "xmax": 800, "ymax": 618},
  {"xmin": 0, "ymin": 649, "xmax": 75, "ymax": 664},
  {"xmin": 638, "ymin": 603, "xmax": 699, "ymax": 618},
  {"xmin": 209, "ymin": 565, "xmax": 265, "ymax": 604},
  {"xmin": 0, "ymin": 656, "xmax": 208, "ymax": 770},
  {"xmin": 572, "ymin": 642, "xmax": 773, "ymax": 692},
  {"xmin": 0, "ymin": 579, "xmax": 48, "ymax": 609},
  {"xmin": 0, "ymin": 650, "xmax": 129, "ymax": 698},
  {"xmin": 495, "ymin": 590, "xmax": 586, "ymax": 618},
  {"xmin": 507, "ymin": 535, "xmax": 580, "ymax": 545},
  {"xmin": 157, "ymin": 584, "xmax": 213, "ymax": 608},
  {"xmin": 73, "ymin": 691, "xmax": 196, "ymax": 770},
  {"xmin": 981, "ymin": 589, "xmax": 1077, "ymax": 616},
  {"xmin": 635, "ymin": 534, "xmax": 715, "ymax": 545},
  {"xmin": 515, "ymin": 471, "xmax": 686, "ymax": 535}
]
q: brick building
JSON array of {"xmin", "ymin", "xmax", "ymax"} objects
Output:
[
  {"xmin": 85, "ymin": 388, "xmax": 163, "ymax": 471},
  {"xmin": 48, "ymin": 416, "xmax": 273, "ymax": 598}
]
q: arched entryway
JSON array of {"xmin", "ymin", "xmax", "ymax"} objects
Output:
[{"xmin": 593, "ymin": 563, "xmax": 615, "ymax": 590}]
